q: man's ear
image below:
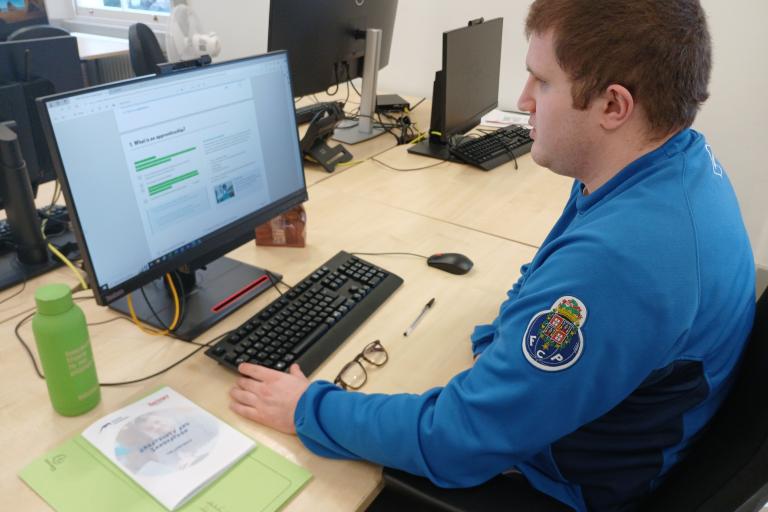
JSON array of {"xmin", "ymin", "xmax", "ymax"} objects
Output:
[{"xmin": 600, "ymin": 84, "xmax": 635, "ymax": 131}]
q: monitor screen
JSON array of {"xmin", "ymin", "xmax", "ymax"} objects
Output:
[
  {"xmin": 0, "ymin": 0, "xmax": 48, "ymax": 41},
  {"xmin": 267, "ymin": 0, "xmax": 398, "ymax": 97},
  {"xmin": 443, "ymin": 18, "xmax": 503, "ymax": 137},
  {"xmin": 39, "ymin": 52, "xmax": 307, "ymax": 311}
]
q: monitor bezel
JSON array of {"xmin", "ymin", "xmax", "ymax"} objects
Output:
[{"xmin": 37, "ymin": 51, "xmax": 308, "ymax": 306}]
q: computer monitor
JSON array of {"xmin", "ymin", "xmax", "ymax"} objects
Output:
[
  {"xmin": 0, "ymin": 35, "xmax": 84, "ymax": 201},
  {"xmin": 268, "ymin": 0, "xmax": 398, "ymax": 144},
  {"xmin": 408, "ymin": 18, "xmax": 504, "ymax": 161},
  {"xmin": 0, "ymin": 0, "xmax": 47, "ymax": 41},
  {"xmin": 38, "ymin": 51, "xmax": 308, "ymax": 340}
]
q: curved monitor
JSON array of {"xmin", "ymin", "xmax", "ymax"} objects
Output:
[{"xmin": 38, "ymin": 52, "xmax": 307, "ymax": 339}]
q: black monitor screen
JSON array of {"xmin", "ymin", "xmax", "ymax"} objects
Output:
[
  {"xmin": 0, "ymin": 0, "xmax": 48, "ymax": 41},
  {"xmin": 39, "ymin": 52, "xmax": 307, "ymax": 306},
  {"xmin": 443, "ymin": 18, "xmax": 503, "ymax": 137},
  {"xmin": 268, "ymin": 0, "xmax": 397, "ymax": 97}
]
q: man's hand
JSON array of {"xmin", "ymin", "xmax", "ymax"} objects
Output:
[{"xmin": 229, "ymin": 363, "xmax": 310, "ymax": 435}]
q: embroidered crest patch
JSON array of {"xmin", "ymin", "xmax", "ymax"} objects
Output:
[{"xmin": 522, "ymin": 296, "xmax": 587, "ymax": 371}]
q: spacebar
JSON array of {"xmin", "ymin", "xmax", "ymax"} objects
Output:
[{"xmin": 291, "ymin": 324, "xmax": 331, "ymax": 355}]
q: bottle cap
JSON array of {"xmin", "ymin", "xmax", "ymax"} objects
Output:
[{"xmin": 35, "ymin": 283, "xmax": 74, "ymax": 315}]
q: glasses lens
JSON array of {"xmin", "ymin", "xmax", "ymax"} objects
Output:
[
  {"xmin": 336, "ymin": 360, "xmax": 367, "ymax": 390},
  {"xmin": 362, "ymin": 341, "xmax": 388, "ymax": 366}
]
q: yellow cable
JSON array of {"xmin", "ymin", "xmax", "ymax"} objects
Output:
[
  {"xmin": 47, "ymin": 242, "xmax": 88, "ymax": 291},
  {"xmin": 126, "ymin": 274, "xmax": 181, "ymax": 336},
  {"xmin": 409, "ymin": 132, "xmax": 427, "ymax": 144},
  {"xmin": 39, "ymin": 188, "xmax": 89, "ymax": 291}
]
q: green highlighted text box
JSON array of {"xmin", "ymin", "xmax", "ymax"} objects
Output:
[
  {"xmin": 148, "ymin": 170, "xmax": 199, "ymax": 196},
  {"xmin": 135, "ymin": 146, "xmax": 196, "ymax": 172}
]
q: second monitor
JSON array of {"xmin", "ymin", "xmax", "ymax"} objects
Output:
[
  {"xmin": 409, "ymin": 18, "xmax": 504, "ymax": 161},
  {"xmin": 268, "ymin": 0, "xmax": 398, "ymax": 144}
]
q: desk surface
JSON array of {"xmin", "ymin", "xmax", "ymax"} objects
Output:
[
  {"xmin": 321, "ymin": 128, "xmax": 572, "ymax": 247},
  {"xmin": 2, "ymin": 94, "xmax": 563, "ymax": 511},
  {"xmin": 2, "ymin": 190, "xmax": 538, "ymax": 511},
  {"xmin": 73, "ymin": 32, "xmax": 130, "ymax": 61}
]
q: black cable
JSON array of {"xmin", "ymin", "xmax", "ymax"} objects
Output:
[
  {"xmin": 276, "ymin": 280, "xmax": 294, "ymax": 291},
  {"xmin": 99, "ymin": 331, "xmax": 229, "ymax": 387},
  {"xmin": 371, "ymin": 156, "xmax": 450, "ymax": 172},
  {"xmin": 342, "ymin": 63, "xmax": 351, "ymax": 108},
  {"xmin": 351, "ymin": 251, "xmax": 428, "ymax": 259},
  {"xmin": 409, "ymin": 97, "xmax": 426, "ymax": 112},
  {"xmin": 264, "ymin": 271, "xmax": 283, "ymax": 297},
  {"xmin": 88, "ymin": 316, "xmax": 125, "ymax": 327},
  {"xmin": 14, "ymin": 307, "xmax": 230, "ymax": 385},
  {"xmin": 174, "ymin": 270, "xmax": 188, "ymax": 329},
  {"xmin": 15, "ymin": 310, "xmax": 42, "ymax": 378},
  {"xmin": 377, "ymin": 112, "xmax": 401, "ymax": 144},
  {"xmin": 325, "ymin": 63, "xmax": 340, "ymax": 96},
  {"xmin": 345, "ymin": 62, "xmax": 362, "ymax": 98},
  {"xmin": 0, "ymin": 277, "xmax": 26, "ymax": 306},
  {"xmin": 140, "ymin": 286, "xmax": 169, "ymax": 330}
]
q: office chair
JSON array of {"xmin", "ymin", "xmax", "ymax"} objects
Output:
[
  {"xmin": 373, "ymin": 287, "xmax": 768, "ymax": 512},
  {"xmin": 128, "ymin": 23, "xmax": 166, "ymax": 77},
  {"xmin": 7, "ymin": 25, "xmax": 69, "ymax": 41}
]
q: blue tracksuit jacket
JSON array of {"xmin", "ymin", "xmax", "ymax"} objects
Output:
[{"xmin": 294, "ymin": 129, "xmax": 755, "ymax": 511}]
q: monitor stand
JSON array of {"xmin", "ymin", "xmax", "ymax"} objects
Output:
[
  {"xmin": 332, "ymin": 28, "xmax": 386, "ymax": 145},
  {"xmin": 109, "ymin": 257, "xmax": 281, "ymax": 341},
  {"xmin": 0, "ymin": 230, "xmax": 79, "ymax": 291},
  {"xmin": 0, "ymin": 121, "xmax": 80, "ymax": 292},
  {"xmin": 408, "ymin": 139, "xmax": 461, "ymax": 162}
]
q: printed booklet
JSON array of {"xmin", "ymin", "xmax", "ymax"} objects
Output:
[{"xmin": 81, "ymin": 386, "xmax": 254, "ymax": 511}]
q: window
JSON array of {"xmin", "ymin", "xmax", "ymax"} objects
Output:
[{"xmin": 74, "ymin": 0, "xmax": 171, "ymax": 23}]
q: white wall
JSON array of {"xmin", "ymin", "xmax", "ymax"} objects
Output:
[
  {"xmin": 694, "ymin": 0, "xmax": 768, "ymax": 275},
  {"xmin": 186, "ymin": 0, "xmax": 267, "ymax": 63}
]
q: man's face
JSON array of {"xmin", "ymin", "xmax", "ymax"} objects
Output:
[{"xmin": 517, "ymin": 31, "xmax": 598, "ymax": 178}]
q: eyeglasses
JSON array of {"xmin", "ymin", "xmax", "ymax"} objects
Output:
[{"xmin": 334, "ymin": 340, "xmax": 388, "ymax": 390}]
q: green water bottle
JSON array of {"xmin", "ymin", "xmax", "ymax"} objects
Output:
[{"xmin": 32, "ymin": 284, "xmax": 101, "ymax": 416}]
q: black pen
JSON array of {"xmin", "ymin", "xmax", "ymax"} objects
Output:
[{"xmin": 403, "ymin": 298, "xmax": 435, "ymax": 337}]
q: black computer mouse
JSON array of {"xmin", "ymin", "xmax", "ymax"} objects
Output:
[{"xmin": 427, "ymin": 253, "xmax": 474, "ymax": 275}]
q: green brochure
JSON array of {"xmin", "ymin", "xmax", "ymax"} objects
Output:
[
  {"xmin": 20, "ymin": 437, "xmax": 311, "ymax": 512},
  {"xmin": 19, "ymin": 398, "xmax": 312, "ymax": 512}
]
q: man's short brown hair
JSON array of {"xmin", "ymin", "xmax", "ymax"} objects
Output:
[{"xmin": 526, "ymin": 0, "xmax": 711, "ymax": 138}]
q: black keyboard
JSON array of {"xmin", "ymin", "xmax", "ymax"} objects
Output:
[
  {"xmin": 0, "ymin": 204, "xmax": 70, "ymax": 248},
  {"xmin": 295, "ymin": 101, "xmax": 345, "ymax": 124},
  {"xmin": 205, "ymin": 251, "xmax": 403, "ymax": 375},
  {"xmin": 450, "ymin": 125, "xmax": 533, "ymax": 171}
]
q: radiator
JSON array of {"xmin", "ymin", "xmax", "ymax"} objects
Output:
[{"xmin": 84, "ymin": 54, "xmax": 135, "ymax": 85}]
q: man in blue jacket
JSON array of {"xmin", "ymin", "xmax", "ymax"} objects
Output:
[{"xmin": 229, "ymin": 1, "xmax": 755, "ymax": 510}]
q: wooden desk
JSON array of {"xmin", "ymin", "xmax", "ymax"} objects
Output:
[
  {"xmin": 310, "ymin": 140, "xmax": 573, "ymax": 248},
  {"xmin": 2, "ymin": 187, "xmax": 538, "ymax": 511}
]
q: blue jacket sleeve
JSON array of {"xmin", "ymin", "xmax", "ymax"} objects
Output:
[
  {"xmin": 295, "ymin": 238, "xmax": 698, "ymax": 487},
  {"xmin": 470, "ymin": 263, "xmax": 530, "ymax": 356}
]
